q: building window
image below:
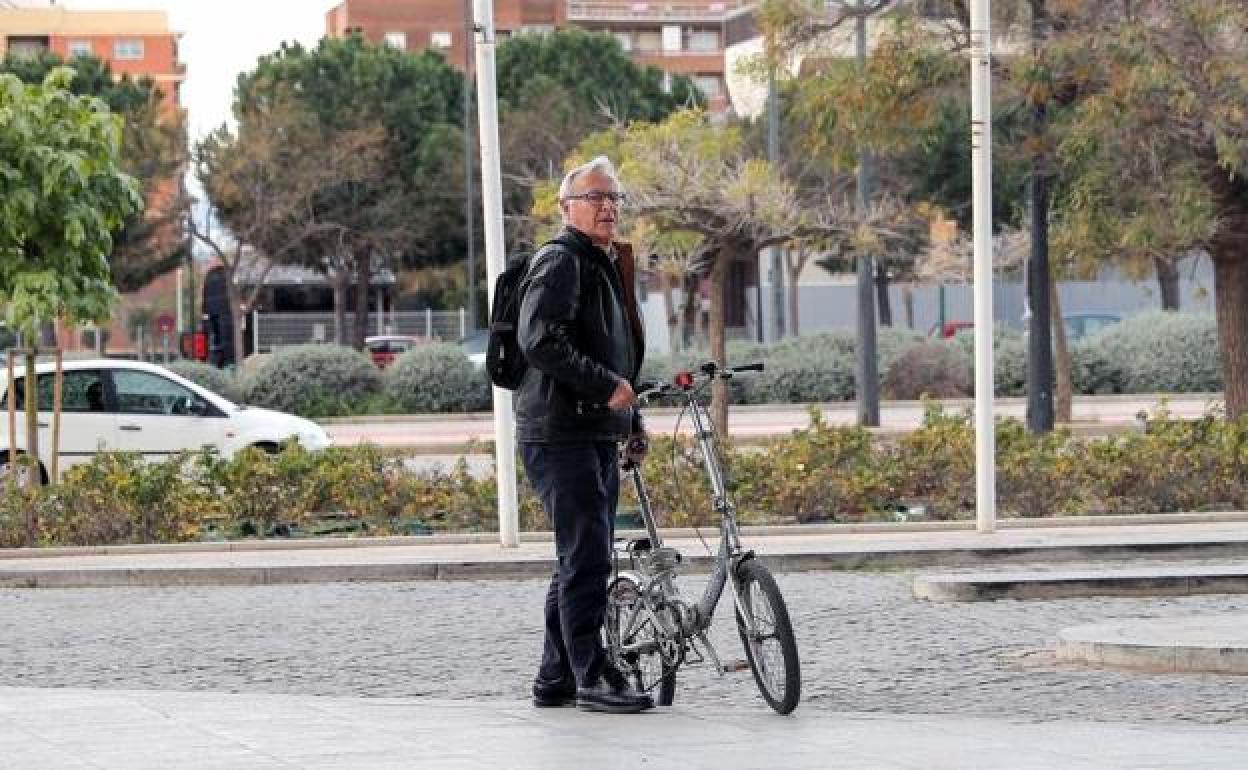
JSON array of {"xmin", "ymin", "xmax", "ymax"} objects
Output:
[
  {"xmin": 688, "ymin": 29, "xmax": 720, "ymax": 52},
  {"xmin": 692, "ymin": 75, "xmax": 722, "ymax": 100},
  {"xmin": 68, "ymin": 40, "xmax": 93, "ymax": 58},
  {"xmin": 384, "ymin": 31, "xmax": 407, "ymax": 50},
  {"xmin": 430, "ymin": 31, "xmax": 452, "ymax": 49},
  {"xmin": 637, "ymin": 30, "xmax": 661, "ymax": 52},
  {"xmin": 113, "ymin": 39, "xmax": 144, "ymax": 60},
  {"xmin": 6, "ymin": 36, "xmax": 49, "ymax": 58},
  {"xmin": 613, "ymin": 32, "xmax": 632, "ymax": 52},
  {"xmin": 661, "ymin": 25, "xmax": 682, "ymax": 52},
  {"xmin": 519, "ymin": 24, "xmax": 554, "ymax": 35}
]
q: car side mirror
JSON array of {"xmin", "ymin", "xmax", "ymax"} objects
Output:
[{"xmin": 187, "ymin": 397, "xmax": 209, "ymax": 417}]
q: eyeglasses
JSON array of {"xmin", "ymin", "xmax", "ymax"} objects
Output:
[{"xmin": 563, "ymin": 191, "xmax": 628, "ymax": 206}]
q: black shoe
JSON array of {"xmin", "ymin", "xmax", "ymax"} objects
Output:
[
  {"xmin": 532, "ymin": 674, "xmax": 576, "ymax": 708},
  {"xmin": 576, "ymin": 668, "xmax": 654, "ymax": 714}
]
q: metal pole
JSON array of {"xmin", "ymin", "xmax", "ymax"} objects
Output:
[
  {"xmin": 463, "ymin": 0, "xmax": 479, "ymax": 332},
  {"xmin": 854, "ymin": 4, "xmax": 879, "ymax": 427},
  {"xmin": 252, "ymin": 309, "xmax": 260, "ymax": 356},
  {"xmin": 971, "ymin": 0, "xmax": 996, "ymax": 532},
  {"xmin": 474, "ymin": 0, "xmax": 519, "ymax": 548},
  {"xmin": 766, "ymin": 66, "xmax": 785, "ymax": 342}
]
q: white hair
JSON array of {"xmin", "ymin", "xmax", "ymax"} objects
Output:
[{"xmin": 557, "ymin": 155, "xmax": 620, "ymax": 200}]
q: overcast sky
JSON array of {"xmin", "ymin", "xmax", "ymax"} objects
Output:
[{"xmin": 64, "ymin": 0, "xmax": 339, "ymax": 138}]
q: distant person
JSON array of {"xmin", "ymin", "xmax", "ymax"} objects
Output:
[{"xmin": 516, "ymin": 156, "xmax": 652, "ymax": 714}]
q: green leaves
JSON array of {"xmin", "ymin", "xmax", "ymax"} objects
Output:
[{"xmin": 0, "ymin": 71, "xmax": 138, "ymax": 337}]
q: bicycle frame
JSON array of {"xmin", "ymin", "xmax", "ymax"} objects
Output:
[{"xmin": 612, "ymin": 370, "xmax": 764, "ymax": 679}]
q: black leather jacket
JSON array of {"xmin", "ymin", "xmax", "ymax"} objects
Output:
[{"xmin": 515, "ymin": 227, "xmax": 645, "ymax": 443}]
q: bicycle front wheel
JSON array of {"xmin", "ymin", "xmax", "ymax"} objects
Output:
[{"xmin": 734, "ymin": 560, "xmax": 801, "ymax": 714}]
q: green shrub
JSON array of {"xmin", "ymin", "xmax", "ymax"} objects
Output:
[
  {"xmin": 1093, "ymin": 312, "xmax": 1220, "ymax": 393},
  {"xmin": 237, "ymin": 344, "xmax": 381, "ymax": 416},
  {"xmin": 881, "ymin": 341, "xmax": 972, "ymax": 400},
  {"xmin": 1071, "ymin": 341, "xmax": 1125, "ymax": 395},
  {"xmin": 384, "ymin": 343, "xmax": 490, "ymax": 413},
  {"xmin": 167, "ymin": 360, "xmax": 239, "ymax": 401}
]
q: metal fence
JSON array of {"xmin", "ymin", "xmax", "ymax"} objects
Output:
[{"xmin": 253, "ymin": 310, "xmax": 470, "ymax": 352}]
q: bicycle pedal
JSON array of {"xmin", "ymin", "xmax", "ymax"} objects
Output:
[{"xmin": 721, "ymin": 660, "xmax": 750, "ymax": 673}]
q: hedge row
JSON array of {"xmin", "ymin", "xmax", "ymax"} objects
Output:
[
  {"xmin": 166, "ymin": 312, "xmax": 1221, "ymax": 417},
  {"xmin": 2, "ymin": 405, "xmax": 1246, "ymax": 546}
]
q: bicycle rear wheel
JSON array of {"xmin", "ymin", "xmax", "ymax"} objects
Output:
[{"xmin": 734, "ymin": 560, "xmax": 801, "ymax": 714}]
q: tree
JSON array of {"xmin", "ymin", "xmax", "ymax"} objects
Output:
[
  {"xmin": 1054, "ymin": 0, "xmax": 1248, "ymax": 418},
  {"xmin": 0, "ymin": 69, "xmax": 140, "ymax": 485},
  {"xmin": 553, "ymin": 110, "xmax": 872, "ymax": 430},
  {"xmin": 0, "ymin": 52, "xmax": 188, "ymax": 293},
  {"xmin": 193, "ymin": 95, "xmax": 391, "ymax": 364},
  {"xmin": 232, "ymin": 35, "xmax": 468, "ymax": 349},
  {"xmin": 496, "ymin": 29, "xmax": 702, "ymax": 252}
]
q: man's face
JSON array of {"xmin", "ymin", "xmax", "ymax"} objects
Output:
[{"xmin": 561, "ymin": 171, "xmax": 621, "ymax": 247}]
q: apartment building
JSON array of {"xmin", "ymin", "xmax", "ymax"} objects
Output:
[
  {"xmin": 0, "ymin": 4, "xmax": 188, "ymax": 353},
  {"xmin": 326, "ymin": 0, "xmax": 755, "ymax": 110},
  {"xmin": 0, "ymin": 3, "xmax": 184, "ymax": 109}
]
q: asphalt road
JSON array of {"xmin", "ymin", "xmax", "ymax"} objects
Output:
[
  {"xmin": 3, "ymin": 565, "xmax": 1245, "ymax": 724},
  {"xmin": 324, "ymin": 395, "xmax": 1222, "ymax": 450}
]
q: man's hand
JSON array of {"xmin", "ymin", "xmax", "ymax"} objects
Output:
[{"xmin": 607, "ymin": 379, "xmax": 636, "ymax": 411}]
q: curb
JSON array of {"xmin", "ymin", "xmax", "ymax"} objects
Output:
[
  {"xmin": 913, "ymin": 565, "xmax": 1248, "ymax": 602},
  {"xmin": 1056, "ymin": 614, "xmax": 1248, "ymax": 674},
  {"xmin": 5, "ymin": 511, "xmax": 1248, "ymax": 561},
  {"xmin": 312, "ymin": 393, "xmax": 1228, "ymax": 425},
  {"xmin": 8, "ymin": 536, "xmax": 1248, "ymax": 588}
]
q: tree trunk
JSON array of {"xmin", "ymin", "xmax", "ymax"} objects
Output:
[
  {"xmin": 330, "ymin": 269, "xmax": 349, "ymax": 345},
  {"xmin": 856, "ymin": 252, "xmax": 880, "ymax": 426},
  {"xmin": 708, "ymin": 249, "xmax": 729, "ymax": 434},
  {"xmin": 682, "ymin": 273, "xmax": 699, "ymax": 350},
  {"xmin": 874, "ymin": 262, "xmax": 892, "ymax": 327},
  {"xmin": 352, "ymin": 263, "xmax": 371, "ymax": 351},
  {"xmin": 786, "ymin": 261, "xmax": 802, "ymax": 338},
  {"xmin": 1212, "ymin": 252, "xmax": 1248, "ymax": 420},
  {"xmin": 660, "ymin": 270, "xmax": 680, "ymax": 353},
  {"xmin": 23, "ymin": 348, "xmax": 38, "ymax": 499},
  {"xmin": 1154, "ymin": 255, "xmax": 1181, "ymax": 311},
  {"xmin": 1026, "ymin": 161, "xmax": 1054, "ymax": 433},
  {"xmin": 1049, "ymin": 272, "xmax": 1072, "ymax": 422},
  {"xmin": 226, "ymin": 275, "xmax": 245, "ymax": 371},
  {"xmin": 902, "ymin": 284, "xmax": 915, "ymax": 330}
]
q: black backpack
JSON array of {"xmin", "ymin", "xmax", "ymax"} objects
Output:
[{"xmin": 485, "ymin": 237, "xmax": 569, "ymax": 390}]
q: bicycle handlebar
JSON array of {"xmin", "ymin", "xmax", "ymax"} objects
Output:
[{"xmin": 635, "ymin": 361, "xmax": 765, "ymax": 402}]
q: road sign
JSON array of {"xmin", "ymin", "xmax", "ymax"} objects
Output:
[{"xmin": 156, "ymin": 313, "xmax": 175, "ymax": 334}]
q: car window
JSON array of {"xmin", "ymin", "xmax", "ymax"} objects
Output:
[
  {"xmin": 10, "ymin": 370, "xmax": 107, "ymax": 412},
  {"xmin": 112, "ymin": 370, "xmax": 198, "ymax": 415}
]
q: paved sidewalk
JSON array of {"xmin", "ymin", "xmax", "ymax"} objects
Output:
[
  {"xmin": 3, "ymin": 518, "xmax": 1248, "ymax": 588},
  {"xmin": 3, "ymin": 687, "xmax": 1245, "ymax": 770}
]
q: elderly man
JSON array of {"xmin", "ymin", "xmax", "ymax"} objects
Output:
[{"xmin": 516, "ymin": 156, "xmax": 652, "ymax": 714}]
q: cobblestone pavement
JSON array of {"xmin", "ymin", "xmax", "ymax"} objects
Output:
[{"xmin": 2, "ymin": 565, "xmax": 1246, "ymax": 724}]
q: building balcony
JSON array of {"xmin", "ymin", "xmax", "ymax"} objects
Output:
[{"xmin": 567, "ymin": 0, "xmax": 752, "ymax": 22}]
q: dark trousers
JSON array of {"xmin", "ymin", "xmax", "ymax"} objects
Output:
[{"xmin": 521, "ymin": 441, "xmax": 618, "ymax": 688}]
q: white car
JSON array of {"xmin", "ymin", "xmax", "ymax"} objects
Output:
[{"xmin": 0, "ymin": 359, "xmax": 331, "ymax": 483}]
